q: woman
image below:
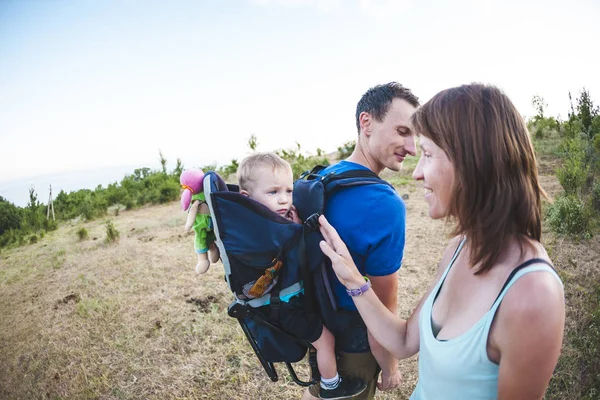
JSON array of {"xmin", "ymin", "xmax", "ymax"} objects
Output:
[{"xmin": 318, "ymin": 84, "xmax": 565, "ymax": 399}]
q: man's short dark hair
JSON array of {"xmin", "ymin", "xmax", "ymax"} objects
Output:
[{"xmin": 355, "ymin": 82, "xmax": 420, "ymax": 133}]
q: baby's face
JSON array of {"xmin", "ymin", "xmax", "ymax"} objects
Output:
[{"xmin": 247, "ymin": 166, "xmax": 294, "ymax": 216}]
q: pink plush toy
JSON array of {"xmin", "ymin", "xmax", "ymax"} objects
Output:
[{"xmin": 180, "ymin": 169, "xmax": 220, "ymax": 274}]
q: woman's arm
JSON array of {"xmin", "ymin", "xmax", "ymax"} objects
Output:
[
  {"xmin": 495, "ymin": 268, "xmax": 565, "ymax": 400},
  {"xmin": 318, "ymin": 215, "xmax": 451, "ymax": 359}
]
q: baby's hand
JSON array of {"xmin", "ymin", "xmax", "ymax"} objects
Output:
[{"xmin": 287, "ymin": 205, "xmax": 302, "ymax": 224}]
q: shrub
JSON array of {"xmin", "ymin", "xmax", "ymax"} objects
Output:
[
  {"xmin": 337, "ymin": 140, "xmax": 356, "ymax": 160},
  {"xmin": 546, "ymin": 195, "xmax": 590, "ymax": 236},
  {"xmin": 158, "ymin": 180, "xmax": 180, "ymax": 204},
  {"xmin": 43, "ymin": 218, "xmax": 58, "ymax": 232},
  {"xmin": 77, "ymin": 227, "xmax": 89, "ymax": 241},
  {"xmin": 276, "ymin": 143, "xmax": 330, "ymax": 179},
  {"xmin": 219, "ymin": 159, "xmax": 239, "ymax": 179},
  {"xmin": 592, "ymin": 183, "xmax": 600, "ymax": 212},
  {"xmin": 124, "ymin": 196, "xmax": 135, "ymax": 211},
  {"xmin": 105, "ymin": 221, "xmax": 120, "ymax": 243},
  {"xmin": 557, "ymin": 137, "xmax": 589, "ymax": 196},
  {"xmin": 29, "ymin": 235, "xmax": 38, "ymax": 244},
  {"xmin": 0, "ymin": 197, "xmax": 22, "ymax": 236}
]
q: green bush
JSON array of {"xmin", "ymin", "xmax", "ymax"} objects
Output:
[
  {"xmin": 546, "ymin": 195, "xmax": 590, "ymax": 236},
  {"xmin": 43, "ymin": 218, "xmax": 58, "ymax": 232},
  {"xmin": 337, "ymin": 140, "xmax": 356, "ymax": 159},
  {"xmin": 105, "ymin": 221, "xmax": 120, "ymax": 243},
  {"xmin": 77, "ymin": 227, "xmax": 89, "ymax": 241},
  {"xmin": 218, "ymin": 159, "xmax": 239, "ymax": 179},
  {"xmin": 158, "ymin": 180, "xmax": 180, "ymax": 204},
  {"xmin": 276, "ymin": 143, "xmax": 330, "ymax": 179},
  {"xmin": 124, "ymin": 197, "xmax": 135, "ymax": 211},
  {"xmin": 557, "ymin": 137, "xmax": 589, "ymax": 195},
  {"xmin": 592, "ymin": 183, "xmax": 600, "ymax": 212},
  {"xmin": 0, "ymin": 197, "xmax": 22, "ymax": 236},
  {"xmin": 528, "ymin": 116, "xmax": 560, "ymax": 140},
  {"xmin": 29, "ymin": 235, "xmax": 38, "ymax": 244}
]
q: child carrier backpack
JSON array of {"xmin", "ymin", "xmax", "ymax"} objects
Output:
[{"xmin": 202, "ymin": 165, "xmax": 394, "ymax": 386}]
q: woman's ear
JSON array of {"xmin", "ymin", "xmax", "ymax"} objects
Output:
[{"xmin": 240, "ymin": 189, "xmax": 250, "ymax": 197}]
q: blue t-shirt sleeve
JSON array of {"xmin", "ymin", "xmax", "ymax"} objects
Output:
[
  {"xmin": 326, "ymin": 184, "xmax": 406, "ymax": 277},
  {"xmin": 362, "ymin": 189, "xmax": 405, "ymax": 276}
]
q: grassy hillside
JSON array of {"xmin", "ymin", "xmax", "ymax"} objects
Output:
[{"xmin": 1, "ymin": 150, "xmax": 599, "ymax": 399}]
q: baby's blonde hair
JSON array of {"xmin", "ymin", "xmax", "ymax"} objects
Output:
[{"xmin": 237, "ymin": 152, "xmax": 292, "ymax": 191}]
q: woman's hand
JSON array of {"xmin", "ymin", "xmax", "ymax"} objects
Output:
[{"xmin": 318, "ymin": 215, "xmax": 366, "ymax": 289}]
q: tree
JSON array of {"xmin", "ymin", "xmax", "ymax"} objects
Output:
[
  {"xmin": 25, "ymin": 188, "xmax": 43, "ymax": 230},
  {"xmin": 576, "ymin": 88, "xmax": 599, "ymax": 138},
  {"xmin": 248, "ymin": 134, "xmax": 258, "ymax": 152},
  {"xmin": 0, "ymin": 197, "xmax": 22, "ymax": 236},
  {"xmin": 133, "ymin": 167, "xmax": 151, "ymax": 181},
  {"xmin": 159, "ymin": 150, "xmax": 167, "ymax": 174},
  {"xmin": 173, "ymin": 158, "xmax": 184, "ymax": 178},
  {"xmin": 532, "ymin": 95, "xmax": 547, "ymax": 119}
]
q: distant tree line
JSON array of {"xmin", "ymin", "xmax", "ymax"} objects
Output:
[{"xmin": 0, "ymin": 142, "xmax": 333, "ymax": 249}]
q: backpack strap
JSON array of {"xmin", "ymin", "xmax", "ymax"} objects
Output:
[{"xmin": 309, "ymin": 164, "xmax": 394, "ymax": 197}]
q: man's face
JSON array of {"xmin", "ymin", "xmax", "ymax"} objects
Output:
[{"xmin": 364, "ymin": 98, "xmax": 417, "ymax": 172}]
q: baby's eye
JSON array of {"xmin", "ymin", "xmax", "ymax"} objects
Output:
[
  {"xmin": 287, "ymin": 189, "xmax": 293, "ymax": 194},
  {"xmin": 268, "ymin": 190, "xmax": 277, "ymax": 195}
]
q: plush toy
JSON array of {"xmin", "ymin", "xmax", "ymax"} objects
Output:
[{"xmin": 180, "ymin": 169, "xmax": 220, "ymax": 274}]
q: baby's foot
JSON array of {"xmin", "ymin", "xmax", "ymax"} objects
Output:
[{"xmin": 319, "ymin": 376, "xmax": 367, "ymax": 399}]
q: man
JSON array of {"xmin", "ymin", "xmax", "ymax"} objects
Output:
[{"xmin": 303, "ymin": 82, "xmax": 419, "ymax": 400}]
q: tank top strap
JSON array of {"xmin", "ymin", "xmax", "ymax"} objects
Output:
[
  {"xmin": 483, "ymin": 259, "xmax": 563, "ymax": 336},
  {"xmin": 433, "ymin": 237, "xmax": 467, "ymax": 302},
  {"xmin": 491, "ymin": 258, "xmax": 556, "ymax": 305}
]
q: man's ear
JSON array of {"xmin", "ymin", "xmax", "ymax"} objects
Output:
[
  {"xmin": 359, "ymin": 111, "xmax": 372, "ymax": 136},
  {"xmin": 240, "ymin": 189, "xmax": 250, "ymax": 197}
]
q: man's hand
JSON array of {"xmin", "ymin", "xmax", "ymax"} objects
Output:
[{"xmin": 377, "ymin": 369, "xmax": 402, "ymax": 391}]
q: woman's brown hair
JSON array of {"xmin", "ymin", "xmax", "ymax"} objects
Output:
[{"xmin": 411, "ymin": 84, "xmax": 547, "ymax": 274}]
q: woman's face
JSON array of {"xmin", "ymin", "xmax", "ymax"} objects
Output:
[{"xmin": 412, "ymin": 135, "xmax": 455, "ymax": 219}]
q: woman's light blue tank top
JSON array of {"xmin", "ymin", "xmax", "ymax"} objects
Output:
[{"xmin": 410, "ymin": 239, "xmax": 562, "ymax": 400}]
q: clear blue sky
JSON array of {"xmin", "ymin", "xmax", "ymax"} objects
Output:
[{"xmin": 1, "ymin": 0, "xmax": 598, "ymax": 206}]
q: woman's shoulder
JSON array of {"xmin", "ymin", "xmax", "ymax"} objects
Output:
[{"xmin": 497, "ymin": 239, "xmax": 564, "ymax": 326}]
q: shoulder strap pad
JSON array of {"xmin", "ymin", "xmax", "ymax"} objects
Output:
[{"xmin": 293, "ymin": 165, "xmax": 394, "ymax": 220}]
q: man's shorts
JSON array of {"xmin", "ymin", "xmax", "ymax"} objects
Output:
[{"xmin": 308, "ymin": 350, "xmax": 380, "ymax": 399}]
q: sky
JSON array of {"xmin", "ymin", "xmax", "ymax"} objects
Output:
[{"xmin": 0, "ymin": 0, "xmax": 599, "ymax": 206}]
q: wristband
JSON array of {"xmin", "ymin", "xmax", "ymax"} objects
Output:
[{"xmin": 346, "ymin": 277, "xmax": 371, "ymax": 297}]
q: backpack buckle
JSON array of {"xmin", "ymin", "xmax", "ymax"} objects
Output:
[
  {"xmin": 228, "ymin": 301, "xmax": 252, "ymax": 318},
  {"xmin": 304, "ymin": 213, "xmax": 321, "ymax": 231}
]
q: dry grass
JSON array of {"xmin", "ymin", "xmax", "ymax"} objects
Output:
[{"xmin": 0, "ymin": 163, "xmax": 598, "ymax": 399}]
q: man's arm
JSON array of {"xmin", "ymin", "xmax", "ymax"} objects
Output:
[{"xmin": 367, "ymin": 272, "xmax": 401, "ymax": 390}]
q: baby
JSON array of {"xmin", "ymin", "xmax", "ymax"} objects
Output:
[{"xmin": 237, "ymin": 152, "xmax": 366, "ymax": 400}]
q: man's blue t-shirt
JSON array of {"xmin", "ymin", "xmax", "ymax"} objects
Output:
[{"xmin": 322, "ymin": 161, "xmax": 406, "ymax": 311}]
